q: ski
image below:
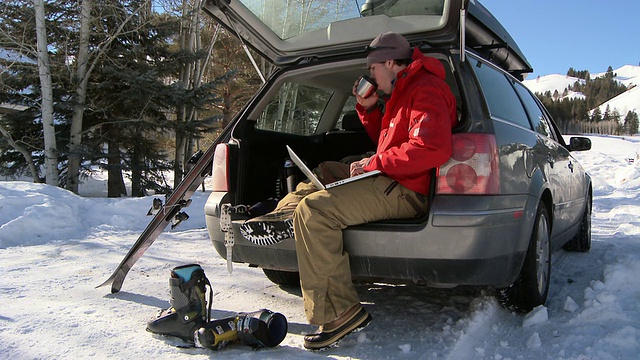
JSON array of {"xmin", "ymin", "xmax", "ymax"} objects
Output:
[{"xmin": 97, "ymin": 135, "xmax": 228, "ymax": 293}]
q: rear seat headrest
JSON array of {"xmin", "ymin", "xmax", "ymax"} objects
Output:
[{"xmin": 341, "ymin": 111, "xmax": 364, "ymax": 132}]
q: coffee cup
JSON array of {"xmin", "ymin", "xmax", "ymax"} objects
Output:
[{"xmin": 356, "ymin": 76, "xmax": 377, "ymax": 98}]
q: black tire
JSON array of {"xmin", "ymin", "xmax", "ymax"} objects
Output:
[
  {"xmin": 498, "ymin": 201, "xmax": 551, "ymax": 313},
  {"xmin": 563, "ymin": 193, "xmax": 591, "ymax": 252},
  {"xmin": 262, "ymin": 268, "xmax": 300, "ymax": 288}
]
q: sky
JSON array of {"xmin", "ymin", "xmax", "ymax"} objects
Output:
[
  {"xmin": 480, "ymin": 0, "xmax": 640, "ymax": 79},
  {"xmin": 1, "ymin": 134, "xmax": 640, "ymax": 358}
]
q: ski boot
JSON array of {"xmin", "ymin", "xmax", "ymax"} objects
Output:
[
  {"xmin": 194, "ymin": 309, "xmax": 288, "ymax": 350},
  {"xmin": 236, "ymin": 309, "xmax": 288, "ymax": 348},
  {"xmin": 194, "ymin": 317, "xmax": 239, "ymax": 350},
  {"xmin": 146, "ymin": 264, "xmax": 213, "ymax": 342}
]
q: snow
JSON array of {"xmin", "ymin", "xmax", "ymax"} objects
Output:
[
  {"xmin": 2, "ymin": 135, "xmax": 640, "ymax": 359},
  {"xmin": 523, "ymin": 65, "xmax": 640, "ymax": 122},
  {"xmin": 523, "ymin": 74, "xmax": 585, "ymax": 101},
  {"xmin": 592, "ymin": 65, "xmax": 640, "ymax": 88},
  {"xmin": 592, "ymin": 85, "xmax": 640, "ymax": 118}
]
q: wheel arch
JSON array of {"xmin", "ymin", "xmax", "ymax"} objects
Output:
[
  {"xmin": 539, "ymin": 188, "xmax": 554, "ymax": 235},
  {"xmin": 527, "ymin": 167, "xmax": 554, "ymax": 236}
]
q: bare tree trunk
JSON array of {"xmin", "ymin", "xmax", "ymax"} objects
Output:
[
  {"xmin": 173, "ymin": 0, "xmax": 191, "ymax": 186},
  {"xmin": 107, "ymin": 135, "xmax": 127, "ymax": 197},
  {"xmin": 33, "ymin": 0, "xmax": 59, "ymax": 186},
  {"xmin": 67, "ymin": 0, "xmax": 92, "ymax": 193},
  {"xmin": 174, "ymin": 0, "xmax": 206, "ymax": 187},
  {"xmin": 0, "ymin": 123, "xmax": 41, "ymax": 182},
  {"xmin": 130, "ymin": 140, "xmax": 144, "ymax": 197},
  {"xmin": 66, "ymin": 0, "xmax": 149, "ymax": 194}
]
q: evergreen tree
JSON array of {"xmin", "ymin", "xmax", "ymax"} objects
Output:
[
  {"xmin": 1, "ymin": 0, "xmax": 233, "ymax": 195},
  {"xmin": 591, "ymin": 107, "xmax": 602, "ymax": 123},
  {"xmin": 611, "ymin": 109, "xmax": 621, "ymax": 124},
  {"xmin": 603, "ymin": 105, "xmax": 611, "ymax": 122},
  {"xmin": 572, "ymin": 100, "xmax": 588, "ymax": 121},
  {"xmin": 540, "ymin": 65, "xmax": 629, "ymax": 134},
  {"xmin": 566, "ymin": 68, "xmax": 589, "ymax": 80},
  {"xmin": 83, "ymin": 2, "xmax": 215, "ymax": 197},
  {"xmin": 624, "ymin": 111, "xmax": 639, "ymax": 135}
]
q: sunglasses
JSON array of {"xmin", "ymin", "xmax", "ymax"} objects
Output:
[{"xmin": 365, "ymin": 45, "xmax": 395, "ymax": 52}]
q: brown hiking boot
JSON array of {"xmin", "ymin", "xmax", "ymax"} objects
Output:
[{"xmin": 303, "ymin": 304, "xmax": 372, "ymax": 350}]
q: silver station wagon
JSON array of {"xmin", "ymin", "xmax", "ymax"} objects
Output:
[{"xmin": 201, "ymin": 0, "xmax": 592, "ymax": 312}]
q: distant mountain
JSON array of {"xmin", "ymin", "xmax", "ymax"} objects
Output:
[{"xmin": 523, "ymin": 65, "xmax": 640, "ymax": 118}]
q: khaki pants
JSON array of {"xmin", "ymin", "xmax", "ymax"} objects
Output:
[{"xmin": 285, "ymin": 162, "xmax": 428, "ymax": 325}]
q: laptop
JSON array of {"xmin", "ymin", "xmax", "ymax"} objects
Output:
[{"xmin": 286, "ymin": 145, "xmax": 381, "ymax": 190}]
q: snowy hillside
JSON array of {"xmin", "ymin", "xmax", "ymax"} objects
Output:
[
  {"xmin": 1, "ymin": 135, "xmax": 640, "ymax": 359},
  {"xmin": 593, "ymin": 85, "xmax": 640, "ymax": 118},
  {"xmin": 523, "ymin": 65, "xmax": 640, "ymax": 118},
  {"xmin": 593, "ymin": 64, "xmax": 640, "ymax": 88},
  {"xmin": 523, "ymin": 74, "xmax": 585, "ymax": 101}
]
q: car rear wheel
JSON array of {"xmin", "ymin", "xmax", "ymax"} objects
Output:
[
  {"xmin": 563, "ymin": 193, "xmax": 591, "ymax": 252},
  {"xmin": 498, "ymin": 201, "xmax": 551, "ymax": 312},
  {"xmin": 262, "ymin": 268, "xmax": 300, "ymax": 288}
]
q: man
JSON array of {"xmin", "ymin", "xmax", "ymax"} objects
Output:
[{"xmin": 242, "ymin": 31, "xmax": 457, "ymax": 350}]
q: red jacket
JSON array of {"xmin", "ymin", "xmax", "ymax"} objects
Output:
[{"xmin": 356, "ymin": 48, "xmax": 457, "ymax": 195}]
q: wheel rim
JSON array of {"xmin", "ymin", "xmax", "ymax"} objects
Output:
[{"xmin": 536, "ymin": 211, "xmax": 550, "ymax": 295}]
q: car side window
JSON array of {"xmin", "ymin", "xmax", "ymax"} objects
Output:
[
  {"xmin": 256, "ymin": 82, "xmax": 332, "ymax": 135},
  {"xmin": 513, "ymin": 82, "xmax": 552, "ymax": 138},
  {"xmin": 471, "ymin": 58, "xmax": 531, "ymax": 130}
]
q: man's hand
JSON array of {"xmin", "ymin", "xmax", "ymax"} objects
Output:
[
  {"xmin": 350, "ymin": 157, "xmax": 370, "ymax": 177},
  {"xmin": 353, "ymin": 79, "xmax": 379, "ymax": 110}
]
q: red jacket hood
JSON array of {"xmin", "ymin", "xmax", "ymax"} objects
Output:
[{"xmin": 409, "ymin": 47, "xmax": 446, "ymax": 81}]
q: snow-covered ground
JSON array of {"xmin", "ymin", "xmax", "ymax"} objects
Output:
[{"xmin": 1, "ymin": 135, "xmax": 640, "ymax": 359}]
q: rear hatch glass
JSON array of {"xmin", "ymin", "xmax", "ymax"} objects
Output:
[{"xmin": 202, "ymin": 0, "xmax": 461, "ymax": 64}]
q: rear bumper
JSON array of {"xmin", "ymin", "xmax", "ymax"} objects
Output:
[{"xmin": 205, "ymin": 192, "xmax": 537, "ymax": 288}]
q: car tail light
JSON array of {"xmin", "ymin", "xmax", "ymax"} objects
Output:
[
  {"xmin": 436, "ymin": 133, "xmax": 500, "ymax": 195},
  {"xmin": 211, "ymin": 143, "xmax": 229, "ymax": 192}
]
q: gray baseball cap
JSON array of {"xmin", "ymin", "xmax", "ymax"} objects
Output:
[{"xmin": 366, "ymin": 32, "xmax": 412, "ymax": 66}]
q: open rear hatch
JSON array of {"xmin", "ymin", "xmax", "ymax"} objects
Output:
[
  {"xmin": 202, "ymin": 0, "xmax": 462, "ymax": 65},
  {"xmin": 202, "ymin": 0, "xmax": 532, "ymax": 77}
]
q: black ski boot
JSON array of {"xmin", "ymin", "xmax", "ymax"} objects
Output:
[
  {"xmin": 194, "ymin": 309, "xmax": 288, "ymax": 350},
  {"xmin": 236, "ymin": 309, "xmax": 288, "ymax": 348},
  {"xmin": 146, "ymin": 264, "xmax": 212, "ymax": 342}
]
